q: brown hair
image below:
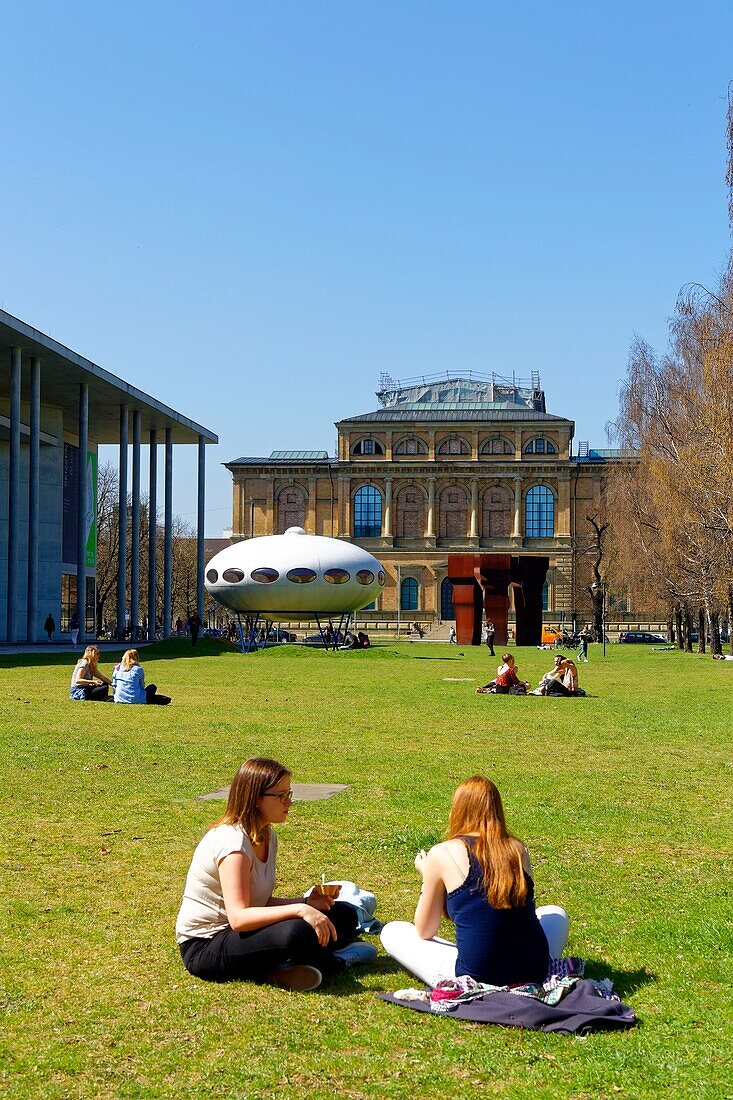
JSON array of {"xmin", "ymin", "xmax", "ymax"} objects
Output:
[
  {"xmin": 501, "ymin": 652, "xmax": 514, "ymax": 665},
  {"xmin": 446, "ymin": 776, "xmax": 528, "ymax": 909},
  {"xmin": 121, "ymin": 649, "xmax": 139, "ymax": 671},
  {"xmin": 217, "ymin": 757, "xmax": 291, "ymax": 843}
]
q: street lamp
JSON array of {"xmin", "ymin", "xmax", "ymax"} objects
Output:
[{"xmin": 591, "ymin": 580, "xmax": 607, "ymax": 657}]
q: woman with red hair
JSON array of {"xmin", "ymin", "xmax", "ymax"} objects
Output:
[{"xmin": 380, "ymin": 776, "xmax": 568, "ymax": 986}]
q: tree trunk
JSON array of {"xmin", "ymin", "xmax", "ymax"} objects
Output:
[
  {"xmin": 728, "ymin": 586, "xmax": 733, "ymax": 656},
  {"xmin": 674, "ymin": 603, "xmax": 684, "ymax": 650},
  {"xmin": 683, "ymin": 604, "xmax": 694, "ymax": 652},
  {"xmin": 709, "ymin": 609, "xmax": 723, "ymax": 657},
  {"xmin": 667, "ymin": 608, "xmax": 675, "ymax": 644},
  {"xmin": 697, "ymin": 606, "xmax": 706, "ymax": 654}
]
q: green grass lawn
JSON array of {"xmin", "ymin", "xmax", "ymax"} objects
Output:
[{"xmin": 1, "ymin": 639, "xmax": 731, "ymax": 1099}]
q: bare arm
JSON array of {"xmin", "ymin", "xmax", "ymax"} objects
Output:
[
  {"xmin": 219, "ymin": 853, "xmax": 337, "ymax": 944},
  {"xmin": 413, "ymin": 847, "xmax": 448, "ymax": 940}
]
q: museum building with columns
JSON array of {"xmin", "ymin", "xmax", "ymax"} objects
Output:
[
  {"xmin": 226, "ymin": 374, "xmax": 620, "ymax": 623},
  {"xmin": 1, "ymin": 309, "xmax": 217, "ymax": 645}
]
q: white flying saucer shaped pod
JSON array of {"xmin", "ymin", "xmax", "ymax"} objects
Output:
[{"xmin": 204, "ymin": 527, "xmax": 386, "ymax": 618}]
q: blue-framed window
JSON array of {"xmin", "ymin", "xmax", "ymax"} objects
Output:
[
  {"xmin": 400, "ymin": 577, "xmax": 418, "ymax": 611},
  {"xmin": 542, "ymin": 580, "xmax": 549, "ymax": 611},
  {"xmin": 353, "ymin": 485, "xmax": 382, "ymax": 538},
  {"xmin": 525, "ymin": 485, "xmax": 555, "ymax": 537}
]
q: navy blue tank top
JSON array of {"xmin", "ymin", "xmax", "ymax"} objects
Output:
[{"xmin": 445, "ymin": 839, "xmax": 550, "ymax": 985}]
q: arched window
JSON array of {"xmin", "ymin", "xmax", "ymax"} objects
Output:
[
  {"xmin": 480, "ymin": 436, "xmax": 514, "ymax": 456},
  {"xmin": 523, "ymin": 437, "xmax": 557, "ymax": 455},
  {"xmin": 352, "ymin": 437, "xmax": 385, "ymax": 456},
  {"xmin": 353, "ymin": 485, "xmax": 382, "ymax": 538},
  {"xmin": 482, "ymin": 486, "xmax": 512, "ymax": 538},
  {"xmin": 394, "ymin": 435, "xmax": 428, "ymax": 456},
  {"xmin": 395, "ymin": 486, "xmax": 425, "ymax": 538},
  {"xmin": 440, "ymin": 577, "xmax": 455, "ymax": 621},
  {"xmin": 277, "ymin": 485, "xmax": 307, "ymax": 533},
  {"xmin": 436, "ymin": 435, "xmax": 470, "ymax": 456},
  {"xmin": 439, "ymin": 486, "xmax": 468, "ymax": 538},
  {"xmin": 400, "ymin": 576, "xmax": 419, "ymax": 610},
  {"xmin": 525, "ymin": 485, "xmax": 555, "ymax": 537}
]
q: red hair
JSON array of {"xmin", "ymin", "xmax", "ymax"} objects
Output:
[{"xmin": 446, "ymin": 776, "xmax": 528, "ymax": 908}]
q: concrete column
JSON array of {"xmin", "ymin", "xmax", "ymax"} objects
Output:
[
  {"xmin": 148, "ymin": 430, "xmax": 158, "ymax": 642},
  {"xmin": 470, "ymin": 478, "xmax": 478, "ymax": 538},
  {"xmin": 26, "ymin": 357, "xmax": 41, "ymax": 642},
  {"xmin": 7, "ymin": 348, "xmax": 22, "ymax": 642},
  {"xmin": 197, "ymin": 435, "xmax": 206, "ymax": 621},
  {"xmin": 76, "ymin": 383, "xmax": 89, "ymax": 643},
  {"xmin": 116, "ymin": 406, "xmax": 128, "ymax": 639},
  {"xmin": 130, "ymin": 411, "xmax": 141, "ymax": 641},
  {"xmin": 163, "ymin": 428, "xmax": 173, "ymax": 638},
  {"xmin": 427, "ymin": 478, "xmax": 435, "ymax": 538},
  {"xmin": 384, "ymin": 477, "xmax": 393, "ymax": 537},
  {"xmin": 513, "ymin": 477, "xmax": 522, "ymax": 537}
]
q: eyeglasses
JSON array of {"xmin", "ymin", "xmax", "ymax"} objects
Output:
[{"xmin": 262, "ymin": 789, "xmax": 294, "ymax": 804}]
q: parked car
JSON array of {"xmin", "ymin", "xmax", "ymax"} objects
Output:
[
  {"xmin": 619, "ymin": 631, "xmax": 668, "ymax": 644},
  {"xmin": 266, "ymin": 628, "xmax": 296, "ymax": 643}
]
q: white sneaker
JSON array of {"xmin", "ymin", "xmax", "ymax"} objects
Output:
[{"xmin": 333, "ymin": 941, "xmax": 378, "ymax": 968}]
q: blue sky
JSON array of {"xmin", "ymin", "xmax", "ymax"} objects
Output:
[{"xmin": 2, "ymin": 2, "xmax": 731, "ymax": 534}]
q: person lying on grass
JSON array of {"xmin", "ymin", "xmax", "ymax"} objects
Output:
[
  {"xmin": 476, "ymin": 652, "xmax": 530, "ymax": 694},
  {"xmin": 380, "ymin": 776, "xmax": 569, "ymax": 987},
  {"xmin": 176, "ymin": 757, "xmax": 375, "ymax": 991},
  {"xmin": 112, "ymin": 649, "xmax": 171, "ymax": 705}
]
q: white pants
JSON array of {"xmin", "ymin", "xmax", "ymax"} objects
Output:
[
  {"xmin": 70, "ymin": 629, "xmax": 79, "ymax": 646},
  {"xmin": 380, "ymin": 905, "xmax": 570, "ymax": 987}
]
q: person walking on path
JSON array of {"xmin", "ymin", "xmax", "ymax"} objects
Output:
[
  {"xmin": 44, "ymin": 613, "xmax": 56, "ymax": 642},
  {"xmin": 485, "ymin": 620, "xmax": 495, "ymax": 656},
  {"xmin": 187, "ymin": 612, "xmax": 202, "ymax": 646},
  {"xmin": 577, "ymin": 627, "xmax": 591, "ymax": 663},
  {"xmin": 68, "ymin": 612, "xmax": 80, "ymax": 647},
  {"xmin": 448, "ymin": 626, "xmax": 457, "ymax": 644}
]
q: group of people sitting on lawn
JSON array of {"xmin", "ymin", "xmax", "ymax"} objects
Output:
[
  {"xmin": 176, "ymin": 757, "xmax": 569, "ymax": 992},
  {"xmin": 476, "ymin": 652, "xmax": 583, "ymax": 697},
  {"xmin": 68, "ymin": 646, "xmax": 170, "ymax": 704}
]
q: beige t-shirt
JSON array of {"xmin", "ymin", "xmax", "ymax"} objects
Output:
[{"xmin": 175, "ymin": 823, "xmax": 278, "ymax": 944}]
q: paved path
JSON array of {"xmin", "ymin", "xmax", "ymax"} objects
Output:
[{"xmin": 197, "ymin": 782, "xmax": 349, "ymax": 802}]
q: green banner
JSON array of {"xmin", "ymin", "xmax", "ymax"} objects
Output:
[{"xmin": 85, "ymin": 451, "xmax": 97, "ymax": 568}]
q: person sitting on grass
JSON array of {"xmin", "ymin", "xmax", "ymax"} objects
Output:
[
  {"xmin": 380, "ymin": 776, "xmax": 569, "ymax": 988},
  {"xmin": 543, "ymin": 654, "xmax": 578, "ymax": 697},
  {"xmin": 112, "ymin": 649, "xmax": 171, "ymax": 705},
  {"xmin": 69, "ymin": 645, "xmax": 112, "ymax": 701},
  {"xmin": 176, "ymin": 757, "xmax": 376, "ymax": 990},
  {"xmin": 476, "ymin": 653, "xmax": 530, "ymax": 695}
]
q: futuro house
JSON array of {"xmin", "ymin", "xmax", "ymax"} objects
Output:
[{"xmin": 204, "ymin": 527, "xmax": 385, "ymax": 619}]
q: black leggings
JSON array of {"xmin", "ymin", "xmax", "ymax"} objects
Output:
[
  {"xmin": 83, "ymin": 684, "xmax": 109, "ymax": 701},
  {"xmin": 144, "ymin": 684, "xmax": 171, "ymax": 705},
  {"xmin": 546, "ymin": 679, "xmax": 572, "ymax": 697},
  {"xmin": 180, "ymin": 901, "xmax": 358, "ymax": 983}
]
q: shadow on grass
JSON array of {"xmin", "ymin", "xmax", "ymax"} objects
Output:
[
  {"xmin": 410, "ymin": 656, "xmax": 465, "ymax": 661},
  {"xmin": 584, "ymin": 959, "xmax": 656, "ymax": 999},
  {"xmin": 0, "ymin": 637, "xmax": 236, "ymax": 669},
  {"xmin": 322, "ymin": 953, "xmax": 408, "ymax": 997}
]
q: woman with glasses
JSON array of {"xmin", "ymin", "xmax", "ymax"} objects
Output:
[
  {"xmin": 380, "ymin": 776, "xmax": 569, "ymax": 987},
  {"xmin": 176, "ymin": 757, "xmax": 364, "ymax": 990}
]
